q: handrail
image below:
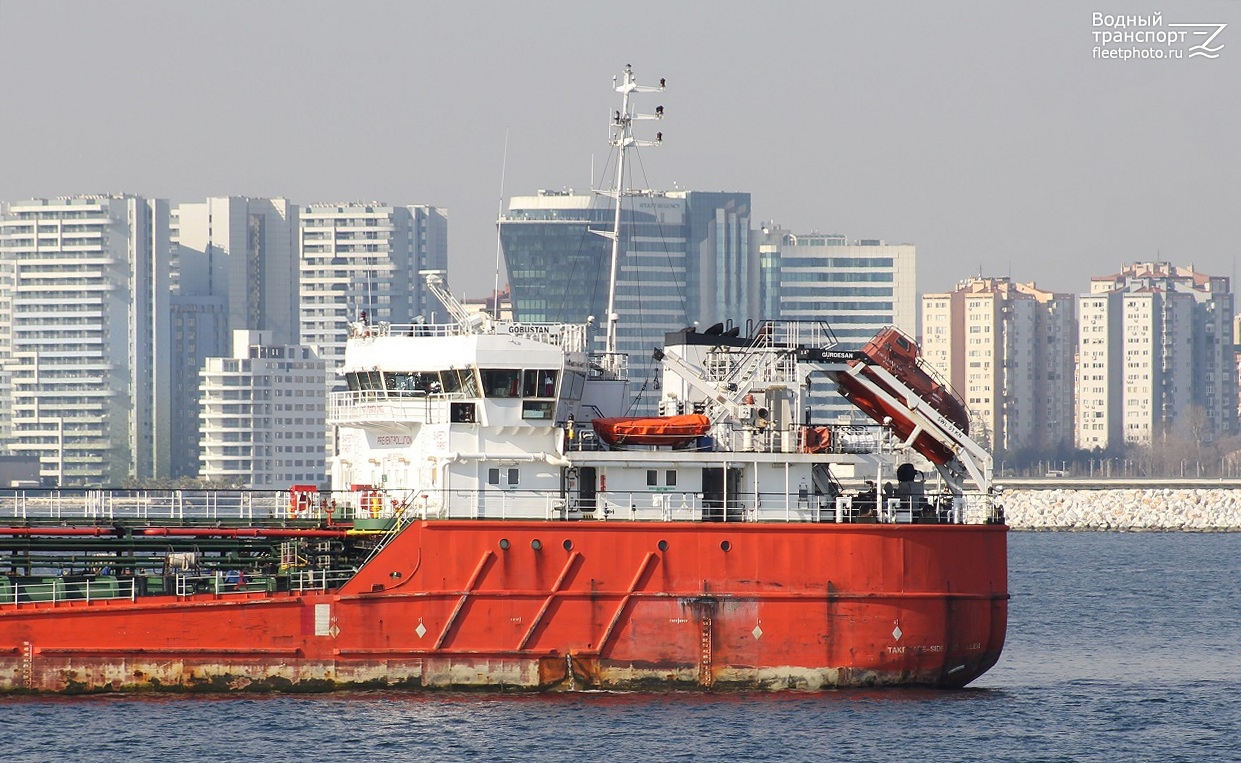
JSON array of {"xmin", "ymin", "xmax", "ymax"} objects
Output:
[
  {"xmin": 2, "ymin": 576, "xmax": 137, "ymax": 606},
  {"xmin": 0, "ymin": 484, "xmax": 1000, "ymax": 526}
]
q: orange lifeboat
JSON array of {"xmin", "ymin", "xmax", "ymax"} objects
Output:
[
  {"xmin": 831, "ymin": 327, "xmax": 969, "ymax": 465},
  {"xmin": 591, "ymin": 413, "xmax": 711, "ymax": 448}
]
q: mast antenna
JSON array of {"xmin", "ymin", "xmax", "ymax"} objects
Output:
[
  {"xmin": 593, "ymin": 64, "xmax": 665, "ymax": 375},
  {"xmin": 492, "ymin": 128, "xmax": 510, "ymax": 320}
]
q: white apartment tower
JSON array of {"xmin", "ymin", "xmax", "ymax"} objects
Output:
[
  {"xmin": 170, "ymin": 197, "xmax": 300, "ymax": 477},
  {"xmin": 299, "ymin": 203, "xmax": 448, "ymax": 369},
  {"xmin": 199, "ymin": 330, "xmax": 329, "ymax": 488},
  {"xmin": 173, "ymin": 197, "xmax": 300, "ymax": 342},
  {"xmin": 922, "ymin": 277, "xmax": 1075, "ymax": 455},
  {"xmin": 755, "ymin": 226, "xmax": 916, "ymax": 422},
  {"xmin": 1077, "ymin": 262, "xmax": 1235, "ymax": 449},
  {"xmin": 0, "ymin": 195, "xmax": 171, "ymax": 486}
]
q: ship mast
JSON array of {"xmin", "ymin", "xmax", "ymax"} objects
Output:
[{"xmin": 598, "ymin": 64, "xmax": 664, "ymax": 374}]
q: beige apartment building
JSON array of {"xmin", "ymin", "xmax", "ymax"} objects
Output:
[
  {"xmin": 922, "ymin": 277, "xmax": 1075, "ymax": 455},
  {"xmin": 1078, "ymin": 262, "xmax": 1234, "ymax": 449}
]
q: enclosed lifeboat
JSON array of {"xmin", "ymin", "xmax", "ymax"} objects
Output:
[
  {"xmin": 591, "ymin": 413, "xmax": 711, "ymax": 448},
  {"xmin": 830, "ymin": 327, "xmax": 969, "ymax": 465}
]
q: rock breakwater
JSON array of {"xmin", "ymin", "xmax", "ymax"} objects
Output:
[{"xmin": 1000, "ymin": 487, "xmax": 1241, "ymax": 530}]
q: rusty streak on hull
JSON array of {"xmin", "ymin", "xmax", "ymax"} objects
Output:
[{"xmin": 0, "ymin": 520, "xmax": 1007, "ymax": 693}]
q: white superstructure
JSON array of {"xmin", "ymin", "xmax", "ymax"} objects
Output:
[
  {"xmin": 324, "ymin": 68, "xmax": 996, "ymax": 526},
  {"xmin": 326, "ymin": 282, "xmax": 995, "ymax": 525}
]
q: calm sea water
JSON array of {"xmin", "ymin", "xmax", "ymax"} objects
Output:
[{"xmin": 5, "ymin": 532, "xmax": 1240, "ymax": 762}]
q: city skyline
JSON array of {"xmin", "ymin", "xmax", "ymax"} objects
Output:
[
  {"xmin": 1, "ymin": 189, "xmax": 1234, "ymax": 485},
  {"xmin": 1, "ymin": 2, "xmax": 1236, "ymax": 302}
]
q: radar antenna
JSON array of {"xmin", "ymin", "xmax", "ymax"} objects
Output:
[{"xmin": 593, "ymin": 64, "xmax": 665, "ymax": 376}]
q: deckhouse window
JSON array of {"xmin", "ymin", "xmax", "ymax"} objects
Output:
[
  {"xmin": 487, "ymin": 467, "xmax": 520, "ymax": 487},
  {"xmin": 481, "ymin": 369, "xmax": 520, "ymax": 398},
  {"xmin": 522, "ymin": 401, "xmax": 554, "ymax": 420}
]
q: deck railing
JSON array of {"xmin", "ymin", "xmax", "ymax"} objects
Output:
[
  {"xmin": 0, "ymin": 489, "xmax": 286, "ymax": 522},
  {"xmin": 0, "ymin": 487, "xmax": 1000, "ymax": 526},
  {"xmin": 1, "ymin": 576, "xmax": 138, "ymax": 605}
]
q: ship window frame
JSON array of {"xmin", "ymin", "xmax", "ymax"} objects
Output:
[
  {"xmin": 487, "ymin": 468, "xmax": 500, "ymax": 485},
  {"xmin": 522, "ymin": 369, "xmax": 559, "ymax": 398},
  {"xmin": 439, "ymin": 368, "xmax": 479, "ymax": 398},
  {"xmin": 354, "ymin": 370, "xmax": 383, "ymax": 391},
  {"xmin": 481, "ymin": 369, "xmax": 521, "ymax": 398},
  {"xmin": 666, "ymin": 470, "xmax": 677, "ymax": 487},
  {"xmin": 450, "ymin": 402, "xmax": 476, "ymax": 423},
  {"xmin": 385, "ymin": 371, "xmax": 432, "ymax": 397},
  {"xmin": 565, "ymin": 370, "xmax": 586, "ymax": 400},
  {"xmin": 522, "ymin": 400, "xmax": 554, "ymax": 420},
  {"xmin": 647, "ymin": 469, "xmax": 658, "ymax": 487}
]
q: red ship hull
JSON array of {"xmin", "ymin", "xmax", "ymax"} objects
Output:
[{"xmin": 0, "ymin": 520, "xmax": 1007, "ymax": 692}]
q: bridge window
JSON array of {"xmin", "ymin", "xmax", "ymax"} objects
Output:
[
  {"xmin": 440, "ymin": 368, "xmax": 479, "ymax": 398},
  {"xmin": 522, "ymin": 369, "xmax": 558, "ymax": 398},
  {"xmin": 481, "ymin": 369, "xmax": 520, "ymax": 397},
  {"xmin": 385, "ymin": 372, "xmax": 432, "ymax": 396},
  {"xmin": 346, "ymin": 370, "xmax": 383, "ymax": 391},
  {"xmin": 565, "ymin": 370, "xmax": 586, "ymax": 400}
]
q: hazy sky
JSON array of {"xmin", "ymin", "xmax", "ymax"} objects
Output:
[{"xmin": 2, "ymin": 1, "xmax": 1237, "ymax": 300}]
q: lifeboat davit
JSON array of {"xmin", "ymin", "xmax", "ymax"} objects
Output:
[
  {"xmin": 831, "ymin": 327, "xmax": 969, "ymax": 465},
  {"xmin": 591, "ymin": 413, "xmax": 711, "ymax": 448}
]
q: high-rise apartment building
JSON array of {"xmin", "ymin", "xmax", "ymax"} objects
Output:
[
  {"xmin": 299, "ymin": 203, "xmax": 448, "ymax": 369},
  {"xmin": 173, "ymin": 197, "xmax": 300, "ymax": 343},
  {"xmin": 0, "ymin": 195, "xmax": 171, "ymax": 486},
  {"xmin": 500, "ymin": 189, "xmax": 752, "ymax": 413},
  {"xmin": 198, "ymin": 330, "xmax": 328, "ymax": 488},
  {"xmin": 170, "ymin": 197, "xmax": 299, "ymax": 477},
  {"xmin": 922, "ymin": 277, "xmax": 1075, "ymax": 455},
  {"xmin": 756, "ymin": 225, "xmax": 916, "ymax": 422},
  {"xmin": 1077, "ymin": 262, "xmax": 1235, "ymax": 449}
]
